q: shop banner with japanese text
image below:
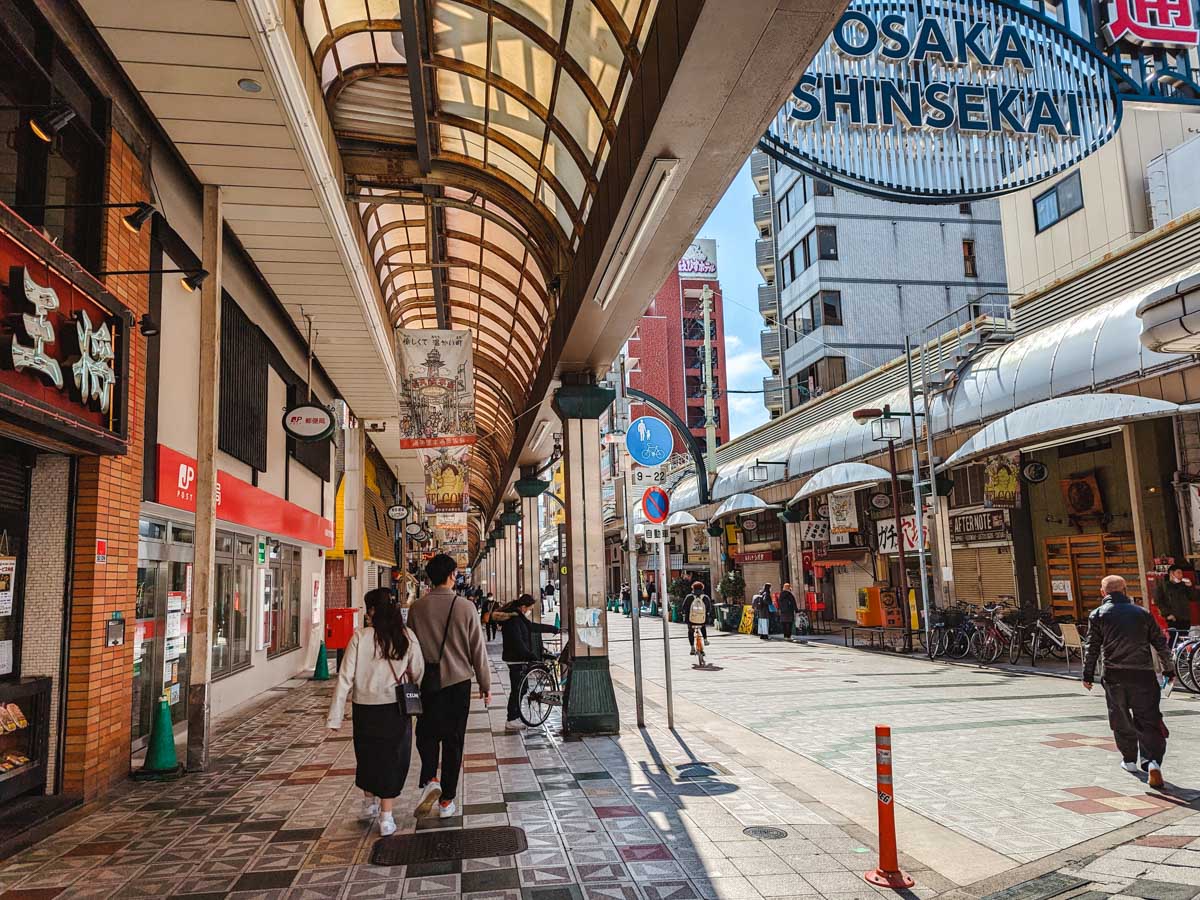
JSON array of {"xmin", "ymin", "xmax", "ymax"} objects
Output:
[
  {"xmin": 397, "ymin": 329, "xmax": 476, "ymax": 448},
  {"xmin": 433, "ymin": 513, "xmax": 469, "ymax": 567},
  {"xmin": 828, "ymin": 492, "xmax": 858, "ymax": 534}
]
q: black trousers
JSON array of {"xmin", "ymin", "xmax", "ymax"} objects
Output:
[
  {"xmin": 1103, "ymin": 670, "xmax": 1167, "ymax": 765},
  {"xmin": 487, "ymin": 620, "xmax": 498, "ymax": 641},
  {"xmin": 507, "ymin": 664, "xmax": 526, "ymax": 722},
  {"xmin": 687, "ymin": 624, "xmax": 708, "ymax": 649},
  {"xmin": 780, "ymin": 618, "xmax": 794, "ymax": 640},
  {"xmin": 416, "ymin": 679, "xmax": 472, "ymax": 801}
]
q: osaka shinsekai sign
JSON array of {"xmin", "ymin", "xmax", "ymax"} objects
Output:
[{"xmin": 761, "ymin": 0, "xmax": 1200, "ymax": 200}]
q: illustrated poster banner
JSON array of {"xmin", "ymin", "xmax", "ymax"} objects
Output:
[
  {"xmin": 828, "ymin": 493, "xmax": 858, "ymax": 534},
  {"xmin": 0, "ymin": 556, "xmax": 15, "ymax": 616},
  {"xmin": 983, "ymin": 452, "xmax": 1021, "ymax": 509},
  {"xmin": 433, "ymin": 513, "xmax": 470, "ymax": 567},
  {"xmin": 421, "ymin": 446, "xmax": 471, "ymax": 513},
  {"xmin": 397, "ymin": 329, "xmax": 476, "ymax": 449}
]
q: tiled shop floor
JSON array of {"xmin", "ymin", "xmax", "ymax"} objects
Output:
[{"xmin": 0, "ymin": 638, "xmax": 943, "ymax": 900}]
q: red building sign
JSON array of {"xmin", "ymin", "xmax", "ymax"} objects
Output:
[
  {"xmin": 0, "ymin": 209, "xmax": 130, "ymax": 452},
  {"xmin": 156, "ymin": 445, "xmax": 334, "ymax": 547}
]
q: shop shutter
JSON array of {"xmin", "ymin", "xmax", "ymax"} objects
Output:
[
  {"xmin": 0, "ymin": 451, "xmax": 28, "ymax": 514},
  {"xmin": 742, "ymin": 561, "xmax": 783, "ymax": 601},
  {"xmin": 950, "ymin": 548, "xmax": 983, "ymax": 604},
  {"xmin": 832, "ymin": 564, "xmax": 875, "ymax": 621},
  {"xmin": 950, "ymin": 546, "xmax": 1016, "ymax": 605}
]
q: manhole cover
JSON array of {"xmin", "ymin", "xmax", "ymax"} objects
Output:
[
  {"xmin": 743, "ymin": 826, "xmax": 788, "ymax": 840},
  {"xmin": 370, "ymin": 826, "xmax": 527, "ymax": 866}
]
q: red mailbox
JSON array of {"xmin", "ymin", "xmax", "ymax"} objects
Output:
[{"xmin": 324, "ymin": 607, "xmax": 359, "ymax": 650}]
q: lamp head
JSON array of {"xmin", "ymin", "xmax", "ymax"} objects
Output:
[
  {"xmin": 29, "ymin": 103, "xmax": 75, "ymax": 143},
  {"xmin": 852, "ymin": 407, "xmax": 883, "ymax": 423}
]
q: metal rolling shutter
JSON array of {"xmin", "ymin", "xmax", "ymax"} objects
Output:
[
  {"xmin": 742, "ymin": 561, "xmax": 783, "ymax": 600},
  {"xmin": 950, "ymin": 546, "xmax": 1015, "ymax": 605},
  {"xmin": 833, "ymin": 564, "xmax": 875, "ymax": 621}
]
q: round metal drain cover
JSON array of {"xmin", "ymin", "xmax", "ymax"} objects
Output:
[{"xmin": 743, "ymin": 826, "xmax": 787, "ymax": 840}]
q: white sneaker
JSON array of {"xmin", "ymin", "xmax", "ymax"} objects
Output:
[
  {"xmin": 1121, "ymin": 760, "xmax": 1140, "ymax": 773},
  {"xmin": 362, "ymin": 797, "xmax": 380, "ymax": 818},
  {"xmin": 438, "ymin": 799, "xmax": 457, "ymax": 818},
  {"xmin": 379, "ymin": 814, "xmax": 396, "ymax": 836},
  {"xmin": 505, "ymin": 719, "xmax": 526, "ymax": 731},
  {"xmin": 414, "ymin": 780, "xmax": 441, "ymax": 818}
]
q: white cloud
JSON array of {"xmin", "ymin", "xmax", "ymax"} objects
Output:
[
  {"xmin": 725, "ymin": 333, "xmax": 743, "ymax": 351},
  {"xmin": 725, "ymin": 349, "xmax": 769, "ymax": 382},
  {"xmin": 727, "ymin": 392, "xmax": 769, "ymax": 438}
]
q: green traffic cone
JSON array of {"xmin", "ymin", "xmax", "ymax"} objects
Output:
[
  {"xmin": 311, "ymin": 641, "xmax": 331, "ymax": 681},
  {"xmin": 132, "ymin": 695, "xmax": 184, "ymax": 781},
  {"xmin": 554, "ymin": 611, "xmax": 560, "ymax": 629}
]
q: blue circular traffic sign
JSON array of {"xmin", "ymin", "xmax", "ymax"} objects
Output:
[
  {"xmin": 643, "ymin": 487, "xmax": 670, "ymax": 524},
  {"xmin": 625, "ymin": 416, "xmax": 672, "ymax": 467}
]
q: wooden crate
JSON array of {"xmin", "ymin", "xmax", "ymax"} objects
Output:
[{"xmin": 1044, "ymin": 533, "xmax": 1141, "ymax": 620}]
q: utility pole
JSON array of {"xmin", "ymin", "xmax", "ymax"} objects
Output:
[
  {"xmin": 615, "ymin": 354, "xmax": 645, "ymax": 727},
  {"xmin": 700, "ymin": 284, "xmax": 717, "ymax": 460}
]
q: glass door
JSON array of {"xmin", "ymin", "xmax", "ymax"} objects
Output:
[{"xmin": 132, "ymin": 559, "xmax": 163, "ymax": 746}]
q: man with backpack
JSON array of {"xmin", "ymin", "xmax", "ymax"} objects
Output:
[{"xmin": 683, "ymin": 581, "xmax": 713, "ymax": 656}]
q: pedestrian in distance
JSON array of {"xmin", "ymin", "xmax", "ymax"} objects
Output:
[
  {"xmin": 1083, "ymin": 574, "xmax": 1174, "ymax": 789},
  {"xmin": 621, "ymin": 582, "xmax": 632, "ymax": 617},
  {"xmin": 1155, "ymin": 564, "xmax": 1193, "ymax": 637},
  {"xmin": 777, "ymin": 582, "xmax": 798, "ymax": 641},
  {"xmin": 326, "ymin": 587, "xmax": 424, "ymax": 836},
  {"xmin": 755, "ymin": 583, "xmax": 773, "ymax": 640},
  {"xmin": 492, "ymin": 593, "xmax": 561, "ymax": 730},
  {"xmin": 485, "ymin": 593, "xmax": 500, "ymax": 642},
  {"xmin": 407, "ymin": 553, "xmax": 491, "ymax": 819},
  {"xmin": 683, "ymin": 581, "xmax": 713, "ymax": 655}
]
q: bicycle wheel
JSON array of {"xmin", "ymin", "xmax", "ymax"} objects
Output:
[
  {"xmin": 1180, "ymin": 642, "xmax": 1200, "ymax": 693},
  {"xmin": 948, "ymin": 627, "xmax": 972, "ymax": 659},
  {"xmin": 1045, "ymin": 625, "xmax": 1069, "ymax": 660},
  {"xmin": 984, "ymin": 633, "xmax": 1002, "ymax": 664},
  {"xmin": 518, "ymin": 666, "xmax": 555, "ymax": 727},
  {"xmin": 1007, "ymin": 628, "xmax": 1024, "ymax": 664}
]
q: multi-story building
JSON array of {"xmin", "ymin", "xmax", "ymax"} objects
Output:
[
  {"xmin": 628, "ymin": 239, "xmax": 731, "ymax": 451},
  {"xmin": 752, "ymin": 149, "xmax": 1008, "ymax": 417}
]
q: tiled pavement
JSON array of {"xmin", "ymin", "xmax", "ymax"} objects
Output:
[{"xmin": 0, "ymin": 630, "xmax": 948, "ymax": 900}]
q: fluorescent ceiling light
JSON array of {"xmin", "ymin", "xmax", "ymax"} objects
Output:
[{"xmin": 593, "ymin": 157, "xmax": 680, "ymax": 310}]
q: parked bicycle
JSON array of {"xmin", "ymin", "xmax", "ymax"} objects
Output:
[{"xmin": 517, "ymin": 635, "xmax": 572, "ymax": 727}]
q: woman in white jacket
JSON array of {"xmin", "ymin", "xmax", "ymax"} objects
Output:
[{"xmin": 327, "ymin": 588, "xmax": 424, "ymax": 835}]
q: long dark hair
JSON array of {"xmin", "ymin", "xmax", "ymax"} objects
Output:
[
  {"xmin": 503, "ymin": 593, "xmax": 537, "ymax": 615},
  {"xmin": 364, "ymin": 587, "xmax": 410, "ymax": 660}
]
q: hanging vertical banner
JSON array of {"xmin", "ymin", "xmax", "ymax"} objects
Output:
[
  {"xmin": 983, "ymin": 452, "xmax": 1022, "ymax": 509},
  {"xmin": 397, "ymin": 330, "xmax": 477, "ymax": 448},
  {"xmin": 420, "ymin": 446, "xmax": 471, "ymax": 513},
  {"xmin": 434, "ymin": 513, "xmax": 470, "ymax": 567},
  {"xmin": 827, "ymin": 492, "xmax": 859, "ymax": 534}
]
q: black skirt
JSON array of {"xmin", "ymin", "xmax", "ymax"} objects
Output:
[{"xmin": 351, "ymin": 702, "xmax": 413, "ymax": 799}]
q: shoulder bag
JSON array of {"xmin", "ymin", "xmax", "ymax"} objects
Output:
[
  {"xmin": 421, "ymin": 597, "xmax": 456, "ymax": 695},
  {"xmin": 387, "ymin": 654, "xmax": 423, "ymax": 717}
]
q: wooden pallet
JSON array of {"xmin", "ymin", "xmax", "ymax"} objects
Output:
[{"xmin": 1044, "ymin": 532, "xmax": 1141, "ymax": 620}]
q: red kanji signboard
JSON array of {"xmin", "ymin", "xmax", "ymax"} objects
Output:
[{"xmin": 1104, "ymin": 0, "xmax": 1198, "ymax": 47}]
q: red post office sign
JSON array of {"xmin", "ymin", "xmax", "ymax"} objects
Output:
[{"xmin": 156, "ymin": 444, "xmax": 334, "ymax": 548}]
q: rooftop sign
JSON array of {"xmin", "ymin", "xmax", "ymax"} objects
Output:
[{"xmin": 760, "ymin": 0, "xmax": 1123, "ymax": 200}]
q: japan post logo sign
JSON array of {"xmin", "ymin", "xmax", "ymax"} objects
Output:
[{"xmin": 1105, "ymin": 0, "xmax": 1198, "ymax": 47}]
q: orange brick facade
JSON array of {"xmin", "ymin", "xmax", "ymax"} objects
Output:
[{"xmin": 60, "ymin": 131, "xmax": 150, "ymax": 797}]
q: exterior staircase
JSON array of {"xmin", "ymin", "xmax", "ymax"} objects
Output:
[{"xmin": 920, "ymin": 296, "xmax": 1016, "ymax": 394}]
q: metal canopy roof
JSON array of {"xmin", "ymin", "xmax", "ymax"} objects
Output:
[
  {"xmin": 301, "ymin": 0, "xmax": 659, "ymax": 521},
  {"xmin": 664, "ymin": 510, "xmax": 701, "ymax": 527},
  {"xmin": 940, "ymin": 394, "xmax": 1184, "ymax": 470},
  {"xmin": 792, "ymin": 462, "xmax": 893, "ymax": 503},
  {"xmin": 711, "ymin": 493, "xmax": 778, "ymax": 519}
]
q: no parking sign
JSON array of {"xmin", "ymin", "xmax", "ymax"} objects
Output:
[{"xmin": 642, "ymin": 487, "xmax": 669, "ymax": 524}]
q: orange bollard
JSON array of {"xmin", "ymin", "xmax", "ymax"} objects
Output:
[{"xmin": 864, "ymin": 725, "xmax": 915, "ymax": 890}]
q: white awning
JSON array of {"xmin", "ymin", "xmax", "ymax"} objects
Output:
[
  {"xmin": 711, "ymin": 493, "xmax": 778, "ymax": 519},
  {"xmin": 792, "ymin": 462, "xmax": 893, "ymax": 503},
  {"xmin": 670, "ymin": 474, "xmax": 701, "ymax": 511},
  {"xmin": 710, "ymin": 433, "xmax": 796, "ymax": 501},
  {"xmin": 665, "ymin": 510, "xmax": 702, "ymax": 527},
  {"xmin": 940, "ymin": 394, "xmax": 1184, "ymax": 469}
]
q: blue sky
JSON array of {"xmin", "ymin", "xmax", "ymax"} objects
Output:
[{"xmin": 697, "ymin": 159, "xmax": 772, "ymax": 439}]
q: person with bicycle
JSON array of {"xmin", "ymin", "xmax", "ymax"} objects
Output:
[
  {"xmin": 1083, "ymin": 575, "xmax": 1174, "ymax": 789},
  {"xmin": 1155, "ymin": 565, "xmax": 1193, "ymax": 637},
  {"xmin": 494, "ymin": 593, "xmax": 560, "ymax": 731},
  {"xmin": 683, "ymin": 582, "xmax": 713, "ymax": 656}
]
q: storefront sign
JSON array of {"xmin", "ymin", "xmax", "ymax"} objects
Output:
[
  {"xmin": 828, "ymin": 493, "xmax": 858, "ymax": 534},
  {"xmin": 760, "ymin": 0, "xmax": 1121, "ymax": 200},
  {"xmin": 1104, "ymin": 0, "xmax": 1197, "ymax": 47},
  {"xmin": 876, "ymin": 513, "xmax": 929, "ymax": 554},
  {"xmin": 0, "ymin": 557, "xmax": 14, "ymax": 617},
  {"xmin": 798, "ymin": 520, "xmax": 830, "ymax": 541},
  {"xmin": 312, "ymin": 574, "xmax": 322, "ymax": 626},
  {"xmin": 420, "ymin": 445, "xmax": 470, "ymax": 513},
  {"xmin": 984, "ymin": 452, "xmax": 1021, "ymax": 509},
  {"xmin": 386, "ymin": 504, "xmax": 409, "ymax": 521},
  {"xmin": 0, "ymin": 212, "xmax": 132, "ymax": 452},
  {"xmin": 678, "ymin": 239, "xmax": 718, "ymax": 278},
  {"xmin": 735, "ymin": 550, "xmax": 779, "ymax": 563},
  {"xmin": 950, "ymin": 509, "xmax": 1011, "ymax": 546},
  {"xmin": 282, "ymin": 402, "xmax": 335, "ymax": 442},
  {"xmin": 157, "ymin": 445, "xmax": 334, "ymax": 547}
]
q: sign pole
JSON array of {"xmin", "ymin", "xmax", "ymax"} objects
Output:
[
  {"xmin": 904, "ymin": 337, "xmax": 933, "ymax": 651},
  {"xmin": 618, "ymin": 354, "xmax": 645, "ymax": 728},
  {"xmin": 658, "ymin": 527, "xmax": 674, "ymax": 730}
]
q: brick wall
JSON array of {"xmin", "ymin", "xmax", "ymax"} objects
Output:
[
  {"xmin": 61, "ymin": 132, "xmax": 150, "ymax": 797},
  {"xmin": 21, "ymin": 454, "xmax": 70, "ymax": 792}
]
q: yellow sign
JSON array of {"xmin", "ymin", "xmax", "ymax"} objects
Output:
[
  {"xmin": 551, "ymin": 466, "xmax": 565, "ymax": 525},
  {"xmin": 560, "ymin": 565, "xmax": 568, "ymax": 575},
  {"xmin": 738, "ymin": 605, "xmax": 755, "ymax": 634}
]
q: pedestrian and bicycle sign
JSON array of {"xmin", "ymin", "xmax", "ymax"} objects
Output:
[
  {"xmin": 642, "ymin": 487, "xmax": 669, "ymax": 524},
  {"xmin": 625, "ymin": 416, "xmax": 672, "ymax": 467}
]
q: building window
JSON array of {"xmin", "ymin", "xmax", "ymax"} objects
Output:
[
  {"xmin": 219, "ymin": 294, "xmax": 268, "ymax": 471},
  {"xmin": 813, "ymin": 179, "xmax": 834, "ymax": 197},
  {"xmin": 267, "ymin": 542, "xmax": 302, "ymax": 657},
  {"xmin": 959, "ymin": 202, "xmax": 972, "ymax": 215},
  {"xmin": 212, "ymin": 530, "xmax": 253, "ymax": 680},
  {"xmin": 949, "ymin": 464, "xmax": 987, "ymax": 508},
  {"xmin": 816, "ymin": 226, "xmax": 838, "ymax": 260},
  {"xmin": 1033, "ymin": 171, "xmax": 1083, "ymax": 233},
  {"xmin": 820, "ymin": 290, "xmax": 842, "ymax": 326},
  {"xmin": 962, "ymin": 239, "xmax": 978, "ymax": 278}
]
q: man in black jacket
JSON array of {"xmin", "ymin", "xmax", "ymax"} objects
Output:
[
  {"xmin": 495, "ymin": 594, "xmax": 560, "ymax": 731},
  {"xmin": 1084, "ymin": 575, "xmax": 1174, "ymax": 788},
  {"xmin": 777, "ymin": 583, "xmax": 798, "ymax": 641}
]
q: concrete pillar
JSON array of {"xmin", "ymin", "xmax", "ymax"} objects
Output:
[
  {"xmin": 503, "ymin": 500, "xmax": 521, "ymax": 604},
  {"xmin": 553, "ymin": 378, "xmax": 618, "ymax": 735},
  {"xmin": 187, "ymin": 184, "xmax": 222, "ymax": 773},
  {"xmin": 708, "ymin": 530, "xmax": 725, "ymax": 597},
  {"xmin": 1124, "ymin": 424, "xmax": 1151, "ymax": 600},
  {"xmin": 516, "ymin": 467, "xmax": 549, "ymax": 623}
]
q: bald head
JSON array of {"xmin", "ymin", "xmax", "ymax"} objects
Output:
[{"xmin": 1101, "ymin": 575, "xmax": 1127, "ymax": 595}]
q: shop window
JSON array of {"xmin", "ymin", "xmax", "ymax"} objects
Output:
[
  {"xmin": 139, "ymin": 518, "xmax": 166, "ymax": 541},
  {"xmin": 218, "ymin": 294, "xmax": 268, "ymax": 471},
  {"xmin": 170, "ymin": 524, "xmax": 194, "ymax": 545},
  {"xmin": 0, "ymin": 1, "xmax": 104, "ymax": 270},
  {"xmin": 1034, "ymin": 171, "xmax": 1083, "ymax": 233},
  {"xmin": 212, "ymin": 530, "xmax": 252, "ymax": 680},
  {"xmin": 962, "ymin": 240, "xmax": 978, "ymax": 278}
]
